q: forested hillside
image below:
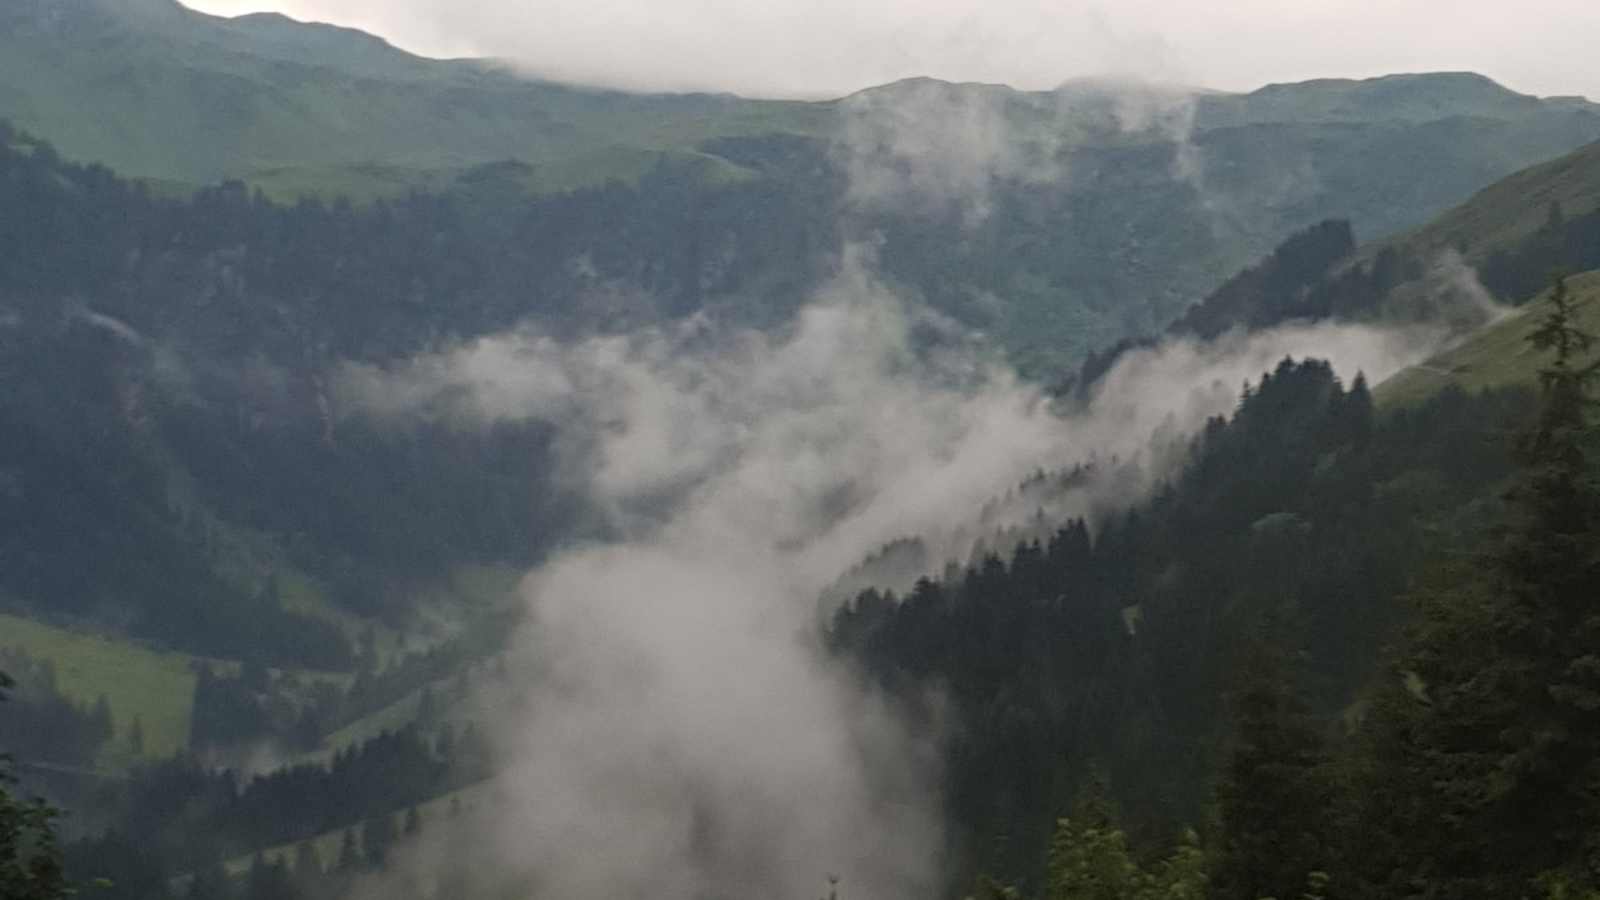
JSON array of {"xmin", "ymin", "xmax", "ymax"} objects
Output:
[
  {"xmin": 831, "ymin": 358, "xmax": 1527, "ymax": 879},
  {"xmin": 1064, "ymin": 136, "xmax": 1600, "ymax": 399},
  {"xmin": 4, "ymin": 6, "xmax": 1600, "ymax": 896},
  {"xmin": 8, "ymin": 1, "xmax": 1600, "ymax": 366},
  {"xmin": 5, "ymin": 112, "xmax": 1587, "ymax": 677}
]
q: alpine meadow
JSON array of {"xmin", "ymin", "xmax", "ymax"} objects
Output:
[{"xmin": 4, "ymin": 2, "xmax": 1600, "ymax": 900}]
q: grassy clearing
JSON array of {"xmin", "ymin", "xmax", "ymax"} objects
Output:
[
  {"xmin": 239, "ymin": 144, "xmax": 761, "ymax": 204},
  {"xmin": 0, "ymin": 608, "xmax": 352, "ymax": 767},
  {"xmin": 1376, "ymin": 270, "xmax": 1600, "ymax": 409},
  {"xmin": 0, "ymin": 612, "xmax": 199, "ymax": 760}
]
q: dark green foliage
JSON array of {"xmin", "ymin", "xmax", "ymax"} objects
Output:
[
  {"xmin": 835, "ymin": 360, "xmax": 1531, "ymax": 887},
  {"xmin": 1032, "ymin": 814, "xmax": 1206, "ymax": 900},
  {"xmin": 291, "ymin": 842, "xmax": 320, "ymax": 885},
  {"xmin": 2, "ymin": 98, "xmax": 1596, "ymax": 669},
  {"xmin": 1345, "ymin": 277, "xmax": 1600, "ymax": 898},
  {"xmin": 0, "ymin": 650, "xmax": 115, "ymax": 767},
  {"xmin": 1169, "ymin": 220, "xmax": 1357, "ymax": 339},
  {"xmin": 1061, "ymin": 222, "xmax": 1419, "ymax": 399},
  {"xmin": 63, "ymin": 831, "xmax": 170, "ymax": 900},
  {"xmin": 127, "ymin": 717, "xmax": 145, "ymax": 756},
  {"xmin": 188, "ymin": 665, "xmax": 278, "ymax": 755},
  {"xmin": 187, "ymin": 863, "xmax": 230, "ymax": 900},
  {"xmin": 67, "ymin": 724, "xmax": 467, "ymax": 878},
  {"xmin": 1210, "ymin": 646, "xmax": 1335, "ymax": 900},
  {"xmin": 360, "ymin": 813, "xmax": 396, "ymax": 868},
  {"xmin": 245, "ymin": 852, "xmax": 293, "ymax": 900},
  {"xmin": 1483, "ymin": 204, "xmax": 1600, "ymax": 305},
  {"xmin": 336, "ymin": 830, "xmax": 359, "ymax": 874},
  {"xmin": 0, "ymin": 120, "xmax": 811, "ymax": 659},
  {"xmin": 1, "ymin": 671, "xmax": 70, "ymax": 900}
]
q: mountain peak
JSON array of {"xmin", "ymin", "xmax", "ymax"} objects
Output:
[{"xmin": 1195, "ymin": 70, "xmax": 1574, "ymax": 128}]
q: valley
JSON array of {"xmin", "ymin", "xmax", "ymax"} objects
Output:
[{"xmin": 4, "ymin": 3, "xmax": 1600, "ymax": 900}]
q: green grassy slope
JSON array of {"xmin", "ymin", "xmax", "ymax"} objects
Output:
[
  {"xmin": 0, "ymin": 611, "xmax": 201, "ymax": 759},
  {"xmin": 1376, "ymin": 139, "xmax": 1600, "ymax": 264},
  {"xmin": 0, "ymin": 0, "xmax": 827, "ymax": 195},
  {"xmin": 1377, "ymin": 270, "xmax": 1600, "ymax": 408},
  {"xmin": 4, "ymin": 1, "xmax": 1597, "ymax": 206},
  {"xmin": 0, "ymin": 609, "xmax": 374, "ymax": 767}
]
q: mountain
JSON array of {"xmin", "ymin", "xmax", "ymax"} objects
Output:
[
  {"xmin": 8, "ymin": 17, "xmax": 1600, "ymax": 895},
  {"xmin": 7, "ymin": 2, "xmax": 1600, "ymax": 367},
  {"xmin": 2, "ymin": 52, "xmax": 1599, "ymax": 672},
  {"xmin": 0, "ymin": 0, "xmax": 828, "ymax": 191},
  {"xmin": 1061, "ymin": 131, "xmax": 1600, "ymax": 400},
  {"xmin": 1198, "ymin": 71, "xmax": 1574, "ymax": 125},
  {"xmin": 1379, "ymin": 137, "xmax": 1600, "ymax": 264},
  {"xmin": 822, "ymin": 138, "xmax": 1600, "ymax": 885}
]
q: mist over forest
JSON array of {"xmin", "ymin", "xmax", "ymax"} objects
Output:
[{"xmin": 5, "ymin": 3, "xmax": 1600, "ymax": 900}]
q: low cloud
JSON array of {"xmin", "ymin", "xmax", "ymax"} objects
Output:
[
  {"xmin": 333, "ymin": 245, "xmax": 1456, "ymax": 900},
  {"xmin": 836, "ymin": 81, "xmax": 1071, "ymax": 225}
]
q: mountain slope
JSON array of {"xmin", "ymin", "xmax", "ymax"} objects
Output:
[
  {"xmin": 1377, "ymin": 269, "xmax": 1600, "ymax": 407},
  {"xmin": 1378, "ymin": 138, "xmax": 1600, "ymax": 263},
  {"xmin": 0, "ymin": 0, "xmax": 828, "ymax": 188},
  {"xmin": 0, "ymin": 98, "xmax": 1597, "ymax": 673},
  {"xmin": 1112, "ymin": 135, "xmax": 1600, "ymax": 371},
  {"xmin": 2, "ymin": 0, "xmax": 1597, "ymax": 211},
  {"xmin": 8, "ymin": 0, "xmax": 1600, "ymax": 370}
]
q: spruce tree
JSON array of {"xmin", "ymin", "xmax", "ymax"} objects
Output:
[
  {"xmin": 1352, "ymin": 276, "xmax": 1600, "ymax": 897},
  {"xmin": 292, "ymin": 841, "xmax": 322, "ymax": 892},
  {"xmin": 362, "ymin": 813, "xmax": 396, "ymax": 867},
  {"xmin": 1211, "ymin": 644, "xmax": 1333, "ymax": 900},
  {"xmin": 1489, "ymin": 275, "xmax": 1600, "ymax": 886},
  {"xmin": 128, "ymin": 715, "xmax": 145, "ymax": 756},
  {"xmin": 1, "ymin": 671, "xmax": 69, "ymax": 900},
  {"xmin": 336, "ymin": 829, "xmax": 360, "ymax": 872},
  {"xmin": 403, "ymin": 805, "xmax": 421, "ymax": 838}
]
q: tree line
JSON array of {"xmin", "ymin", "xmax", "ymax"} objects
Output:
[{"xmin": 840, "ymin": 277, "xmax": 1600, "ymax": 898}]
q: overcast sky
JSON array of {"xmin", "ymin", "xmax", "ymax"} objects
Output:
[{"xmin": 184, "ymin": 0, "xmax": 1600, "ymax": 100}]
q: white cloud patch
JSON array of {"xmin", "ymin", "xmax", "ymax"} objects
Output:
[{"xmin": 332, "ymin": 244, "xmax": 1457, "ymax": 900}]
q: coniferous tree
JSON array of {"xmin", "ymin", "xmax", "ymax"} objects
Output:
[
  {"xmin": 127, "ymin": 714, "xmax": 145, "ymax": 756},
  {"xmin": 336, "ymin": 829, "xmax": 360, "ymax": 873},
  {"xmin": 362, "ymin": 813, "xmax": 397, "ymax": 868},
  {"xmin": 403, "ymin": 805, "xmax": 421, "ymax": 838},
  {"xmin": 1210, "ymin": 644, "xmax": 1334, "ymax": 900},
  {"xmin": 291, "ymin": 841, "xmax": 322, "ymax": 897},
  {"xmin": 1352, "ymin": 275, "xmax": 1600, "ymax": 898},
  {"xmin": 246, "ymin": 852, "xmax": 269, "ymax": 900},
  {"xmin": 1044, "ymin": 814, "xmax": 1144, "ymax": 900},
  {"xmin": 90, "ymin": 694, "xmax": 114, "ymax": 747},
  {"xmin": 0, "ymin": 671, "xmax": 69, "ymax": 900},
  {"xmin": 188, "ymin": 862, "xmax": 232, "ymax": 900},
  {"xmin": 1040, "ymin": 812, "xmax": 1207, "ymax": 900}
]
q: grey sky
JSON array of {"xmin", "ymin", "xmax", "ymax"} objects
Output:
[{"xmin": 184, "ymin": 0, "xmax": 1600, "ymax": 100}]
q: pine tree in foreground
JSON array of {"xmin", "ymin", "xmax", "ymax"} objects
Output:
[
  {"xmin": 1211, "ymin": 644, "xmax": 1334, "ymax": 900},
  {"xmin": 1350, "ymin": 275, "xmax": 1600, "ymax": 899}
]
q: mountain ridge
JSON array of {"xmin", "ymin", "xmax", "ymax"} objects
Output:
[{"xmin": 5, "ymin": 0, "xmax": 1598, "ymax": 194}]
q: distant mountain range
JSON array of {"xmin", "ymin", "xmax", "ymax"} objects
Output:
[
  {"xmin": 4, "ymin": 0, "xmax": 1596, "ymax": 199},
  {"xmin": 8, "ymin": 0, "xmax": 1600, "ymax": 369},
  {"xmin": 6, "ymin": 0, "xmax": 1600, "ymax": 660}
]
